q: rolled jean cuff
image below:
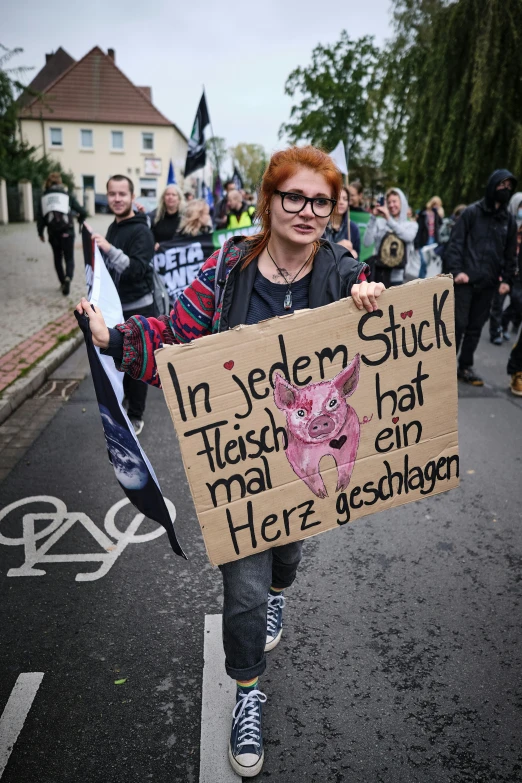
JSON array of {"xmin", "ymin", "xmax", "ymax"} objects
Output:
[{"xmin": 225, "ymin": 655, "xmax": 267, "ymax": 682}]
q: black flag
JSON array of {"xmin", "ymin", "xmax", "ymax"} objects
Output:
[
  {"xmin": 184, "ymin": 93, "xmax": 211, "ymax": 177},
  {"xmin": 232, "ymin": 166, "xmax": 244, "ymax": 190}
]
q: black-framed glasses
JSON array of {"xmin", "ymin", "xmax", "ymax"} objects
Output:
[{"xmin": 274, "ymin": 190, "xmax": 337, "ymax": 218}]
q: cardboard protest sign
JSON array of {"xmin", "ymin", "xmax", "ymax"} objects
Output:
[{"xmin": 155, "ymin": 276, "xmax": 459, "ymax": 566}]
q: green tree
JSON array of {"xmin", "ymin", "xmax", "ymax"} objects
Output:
[
  {"xmin": 0, "ymin": 44, "xmax": 74, "ymax": 189},
  {"xmin": 381, "ymin": 0, "xmax": 522, "ymax": 208},
  {"xmin": 279, "ymin": 31, "xmax": 381, "ymax": 165},
  {"xmin": 229, "ymin": 143, "xmax": 267, "ymax": 191},
  {"xmin": 207, "ymin": 135, "xmax": 227, "ymax": 177},
  {"xmin": 375, "ymin": 0, "xmax": 443, "ymax": 186}
]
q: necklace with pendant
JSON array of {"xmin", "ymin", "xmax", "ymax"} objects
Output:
[{"xmin": 266, "ymin": 245, "xmax": 313, "ymax": 310}]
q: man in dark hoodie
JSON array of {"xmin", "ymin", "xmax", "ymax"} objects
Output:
[
  {"xmin": 91, "ymin": 175, "xmax": 154, "ymax": 435},
  {"xmin": 444, "ymin": 169, "xmax": 518, "ymax": 385}
]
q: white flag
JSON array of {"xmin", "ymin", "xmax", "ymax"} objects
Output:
[{"xmin": 329, "ymin": 140, "xmax": 348, "ymax": 175}]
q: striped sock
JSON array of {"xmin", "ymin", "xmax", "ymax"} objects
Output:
[
  {"xmin": 236, "ymin": 677, "xmax": 259, "ymax": 692},
  {"xmin": 269, "ymin": 586, "xmax": 284, "ymax": 596}
]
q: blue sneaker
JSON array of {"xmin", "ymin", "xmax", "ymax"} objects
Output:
[
  {"xmin": 229, "ymin": 687, "xmax": 267, "ymax": 777},
  {"xmin": 265, "ymin": 592, "xmax": 285, "ymax": 651}
]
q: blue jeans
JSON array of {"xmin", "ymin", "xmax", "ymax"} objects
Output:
[{"xmin": 219, "ymin": 542, "xmax": 303, "ymax": 680}]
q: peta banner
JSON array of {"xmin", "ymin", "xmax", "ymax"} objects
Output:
[
  {"xmin": 155, "ymin": 276, "xmax": 459, "ymax": 566},
  {"xmin": 153, "ymin": 233, "xmax": 216, "ymax": 306}
]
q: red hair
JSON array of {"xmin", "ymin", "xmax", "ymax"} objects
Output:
[{"xmin": 242, "ymin": 145, "xmax": 342, "ymax": 267}]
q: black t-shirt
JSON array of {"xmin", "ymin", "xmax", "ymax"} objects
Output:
[
  {"xmin": 245, "ymin": 268, "xmax": 311, "ymax": 325},
  {"xmin": 151, "ymin": 212, "xmax": 181, "ymax": 244}
]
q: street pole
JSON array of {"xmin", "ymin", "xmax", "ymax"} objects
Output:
[{"xmin": 203, "ymin": 85, "xmax": 221, "ymax": 193}]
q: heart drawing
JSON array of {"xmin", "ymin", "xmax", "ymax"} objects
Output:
[
  {"xmin": 392, "ymin": 416, "xmax": 399, "ymax": 424},
  {"xmin": 400, "ymin": 310, "xmax": 413, "ymax": 319},
  {"xmin": 223, "ymin": 361, "xmax": 234, "ymax": 371},
  {"xmin": 329, "ymin": 435, "xmax": 348, "ymax": 450}
]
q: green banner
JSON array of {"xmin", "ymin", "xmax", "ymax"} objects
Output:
[
  {"xmin": 212, "ymin": 225, "xmax": 259, "ymax": 249},
  {"xmin": 213, "ymin": 216, "xmax": 375, "ymax": 262},
  {"xmin": 349, "ymin": 210, "xmax": 374, "ymax": 263}
]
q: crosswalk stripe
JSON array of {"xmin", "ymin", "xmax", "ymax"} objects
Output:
[
  {"xmin": 199, "ymin": 615, "xmax": 237, "ymax": 782},
  {"xmin": 0, "ymin": 672, "xmax": 44, "ymax": 778}
]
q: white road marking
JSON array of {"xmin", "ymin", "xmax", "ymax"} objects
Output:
[
  {"xmin": 199, "ymin": 615, "xmax": 237, "ymax": 783},
  {"xmin": 0, "ymin": 672, "xmax": 44, "ymax": 778},
  {"xmin": 0, "ymin": 496, "xmax": 170, "ymax": 581}
]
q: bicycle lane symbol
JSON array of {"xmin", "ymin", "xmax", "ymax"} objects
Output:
[{"xmin": 0, "ymin": 495, "xmax": 172, "ymax": 582}]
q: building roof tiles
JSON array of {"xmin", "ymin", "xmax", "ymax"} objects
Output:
[{"xmin": 20, "ymin": 46, "xmax": 181, "ymax": 134}]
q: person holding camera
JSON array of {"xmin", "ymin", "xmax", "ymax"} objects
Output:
[{"xmin": 363, "ymin": 188, "xmax": 418, "ymax": 287}]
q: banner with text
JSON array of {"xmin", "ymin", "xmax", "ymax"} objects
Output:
[
  {"xmin": 153, "ymin": 233, "xmax": 215, "ymax": 306},
  {"xmin": 155, "ymin": 276, "xmax": 459, "ymax": 566}
]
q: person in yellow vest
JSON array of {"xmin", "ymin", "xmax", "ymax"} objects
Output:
[{"xmin": 226, "ymin": 188, "xmax": 256, "ymax": 230}]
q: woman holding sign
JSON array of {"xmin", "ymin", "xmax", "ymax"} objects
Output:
[{"xmin": 77, "ymin": 145, "xmax": 385, "ymax": 778}]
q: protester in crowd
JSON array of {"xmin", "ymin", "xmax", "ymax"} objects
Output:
[
  {"xmin": 490, "ymin": 191, "xmax": 522, "ymax": 344},
  {"xmin": 439, "ymin": 204, "xmax": 467, "ymax": 245},
  {"xmin": 225, "ymin": 189, "xmax": 256, "ymax": 230},
  {"xmin": 348, "ymin": 181, "xmax": 366, "ymax": 212},
  {"xmin": 415, "ymin": 196, "xmax": 444, "ymax": 279},
  {"xmin": 444, "ymin": 169, "xmax": 518, "ymax": 385},
  {"xmin": 90, "ymin": 175, "xmax": 155, "ymax": 435},
  {"xmin": 506, "ymin": 192, "xmax": 522, "ymax": 394},
  {"xmin": 499, "ymin": 192, "xmax": 522, "ymax": 342},
  {"xmin": 214, "ymin": 180, "xmax": 238, "ymax": 228},
  {"xmin": 37, "ymin": 172, "xmax": 87, "ymax": 296},
  {"xmin": 323, "ymin": 185, "xmax": 360, "ymax": 257},
  {"xmin": 363, "ymin": 187, "xmax": 418, "ymax": 287},
  {"xmin": 77, "ymin": 145, "xmax": 385, "ymax": 778},
  {"xmin": 148, "ymin": 185, "xmax": 185, "ymax": 251},
  {"xmin": 178, "ymin": 198, "xmax": 213, "ymax": 237}
]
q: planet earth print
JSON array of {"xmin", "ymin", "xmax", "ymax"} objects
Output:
[{"xmin": 99, "ymin": 405, "xmax": 148, "ymax": 490}]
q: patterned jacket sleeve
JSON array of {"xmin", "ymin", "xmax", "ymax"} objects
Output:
[{"xmin": 113, "ymin": 247, "xmax": 222, "ymax": 387}]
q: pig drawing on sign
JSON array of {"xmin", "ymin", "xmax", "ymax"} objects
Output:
[{"xmin": 274, "ymin": 355, "xmax": 361, "ymax": 499}]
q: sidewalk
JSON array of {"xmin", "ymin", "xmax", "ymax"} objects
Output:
[{"xmin": 0, "ymin": 214, "xmax": 112, "ymax": 396}]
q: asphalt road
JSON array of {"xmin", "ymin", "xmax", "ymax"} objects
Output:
[{"xmin": 0, "ymin": 332, "xmax": 521, "ymax": 783}]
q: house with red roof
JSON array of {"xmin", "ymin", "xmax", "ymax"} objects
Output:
[{"xmin": 18, "ymin": 47, "xmax": 188, "ymax": 201}]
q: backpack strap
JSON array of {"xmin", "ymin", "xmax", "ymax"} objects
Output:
[{"xmin": 214, "ymin": 243, "xmax": 228, "ymax": 310}]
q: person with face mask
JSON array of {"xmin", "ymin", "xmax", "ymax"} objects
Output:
[
  {"xmin": 444, "ymin": 170, "xmax": 518, "ymax": 385},
  {"xmin": 363, "ymin": 187, "xmax": 419, "ymax": 287}
]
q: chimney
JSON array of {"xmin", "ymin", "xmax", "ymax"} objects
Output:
[
  {"xmin": 108, "ymin": 48, "xmax": 115, "ymax": 62},
  {"xmin": 45, "ymin": 53, "xmax": 53, "ymax": 63},
  {"xmin": 138, "ymin": 86, "xmax": 152, "ymax": 101}
]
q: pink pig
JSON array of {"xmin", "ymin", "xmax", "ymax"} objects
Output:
[{"xmin": 273, "ymin": 355, "xmax": 361, "ymax": 499}]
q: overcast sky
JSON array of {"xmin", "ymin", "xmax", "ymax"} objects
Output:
[{"xmin": 4, "ymin": 0, "xmax": 392, "ymax": 159}]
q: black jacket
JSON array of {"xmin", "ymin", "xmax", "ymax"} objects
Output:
[
  {"xmin": 415, "ymin": 207, "xmax": 442, "ymax": 248},
  {"xmin": 105, "ymin": 214, "xmax": 155, "ymax": 305},
  {"xmin": 147, "ymin": 209, "xmax": 181, "ymax": 244},
  {"xmin": 219, "ymin": 239, "xmax": 367, "ymax": 332},
  {"xmin": 37, "ymin": 185, "xmax": 87, "ymax": 238},
  {"xmin": 444, "ymin": 169, "xmax": 518, "ymax": 287},
  {"xmin": 103, "ymin": 239, "xmax": 366, "ymax": 359}
]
